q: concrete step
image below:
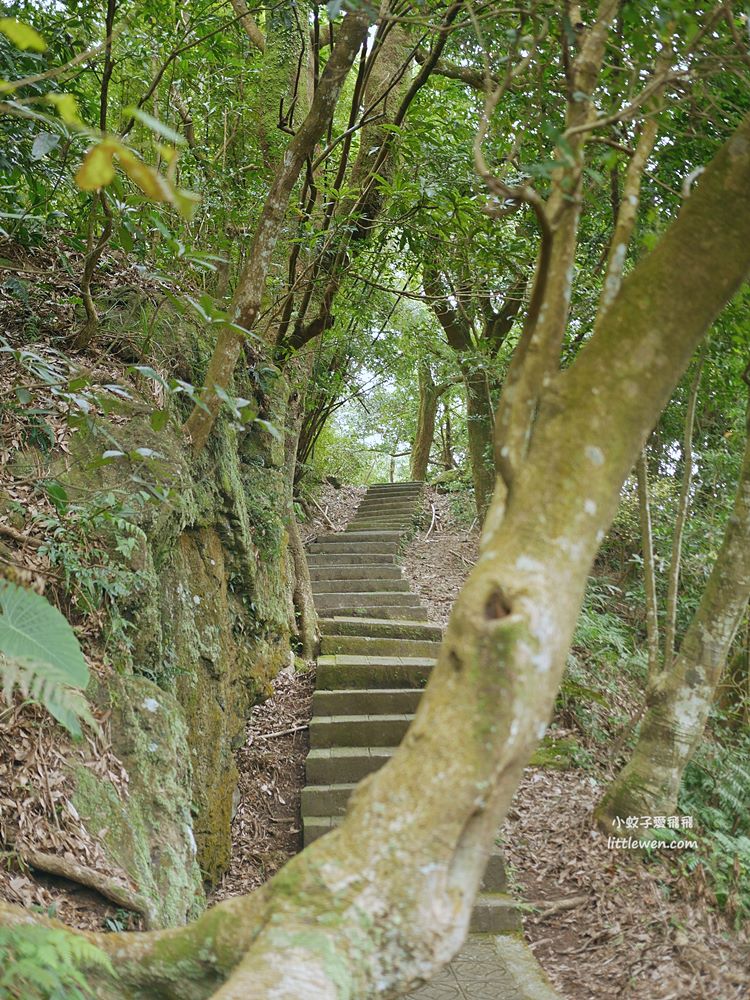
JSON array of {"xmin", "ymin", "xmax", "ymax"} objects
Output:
[
  {"xmin": 345, "ymin": 523, "xmax": 413, "ymax": 532},
  {"xmin": 311, "ymin": 578, "xmax": 410, "ymax": 594},
  {"xmin": 305, "ymin": 746, "xmax": 394, "ymax": 784},
  {"xmin": 319, "ymin": 617, "xmax": 443, "ymax": 641},
  {"xmin": 313, "ymin": 592, "xmax": 422, "ymax": 611},
  {"xmin": 355, "ymin": 502, "xmax": 418, "ymax": 513},
  {"xmin": 307, "ymin": 552, "xmax": 398, "ymax": 566},
  {"xmin": 312, "ymin": 687, "xmax": 423, "ymax": 714},
  {"xmin": 337, "ymin": 605, "xmax": 429, "ymax": 621},
  {"xmin": 470, "ymin": 894, "xmax": 522, "ymax": 934},
  {"xmin": 308, "ymin": 540, "xmax": 399, "ymax": 555},
  {"xmin": 346, "ymin": 520, "xmax": 412, "ymax": 529},
  {"xmin": 367, "ymin": 482, "xmax": 423, "ymax": 489},
  {"xmin": 318, "ymin": 530, "xmax": 402, "ymax": 542},
  {"xmin": 309, "ymin": 713, "xmax": 413, "ymax": 748},
  {"xmin": 316, "ymin": 655, "xmax": 434, "ymax": 690},
  {"xmin": 320, "ymin": 633, "xmax": 441, "ymax": 658},
  {"xmin": 308, "ymin": 565, "xmax": 403, "ymax": 581},
  {"xmin": 353, "ymin": 503, "xmax": 417, "ymax": 513}
]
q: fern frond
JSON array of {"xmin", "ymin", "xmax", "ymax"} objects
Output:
[{"xmin": 0, "ymin": 655, "xmax": 96, "ymax": 737}]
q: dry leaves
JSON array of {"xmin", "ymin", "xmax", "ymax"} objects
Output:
[{"xmin": 210, "ymin": 666, "xmax": 315, "ymax": 902}]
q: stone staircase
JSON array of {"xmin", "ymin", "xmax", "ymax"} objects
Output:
[{"xmin": 302, "ymin": 481, "xmax": 521, "ymax": 936}]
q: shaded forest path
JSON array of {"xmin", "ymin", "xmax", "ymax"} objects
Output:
[{"xmin": 303, "ymin": 482, "xmax": 559, "ymax": 1000}]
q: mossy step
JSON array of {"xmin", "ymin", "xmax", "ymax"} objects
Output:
[
  {"xmin": 308, "ymin": 540, "xmax": 400, "ymax": 554},
  {"xmin": 319, "ymin": 617, "xmax": 443, "ymax": 640},
  {"xmin": 307, "ymin": 552, "xmax": 399, "ymax": 565},
  {"xmin": 320, "ymin": 634, "xmax": 441, "ymax": 658},
  {"xmin": 338, "ymin": 605, "xmax": 429, "ymax": 621},
  {"xmin": 311, "ymin": 578, "xmax": 410, "ymax": 594},
  {"xmin": 316, "ymin": 655, "xmax": 434, "ymax": 690},
  {"xmin": 305, "ymin": 746, "xmax": 394, "ymax": 784},
  {"xmin": 308, "ymin": 565, "xmax": 404, "ymax": 581},
  {"xmin": 309, "ymin": 713, "xmax": 414, "ymax": 748},
  {"xmin": 313, "ymin": 592, "xmax": 422, "ymax": 611},
  {"xmin": 312, "ymin": 687, "xmax": 422, "ymax": 714}
]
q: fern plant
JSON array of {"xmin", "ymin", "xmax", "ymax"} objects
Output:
[
  {"xmin": 0, "ymin": 580, "xmax": 93, "ymax": 737},
  {"xmin": 680, "ymin": 735, "xmax": 750, "ymax": 924},
  {"xmin": 0, "ymin": 925, "xmax": 114, "ymax": 999}
]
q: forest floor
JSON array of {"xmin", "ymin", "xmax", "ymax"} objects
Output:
[{"xmin": 217, "ymin": 482, "xmax": 750, "ymax": 999}]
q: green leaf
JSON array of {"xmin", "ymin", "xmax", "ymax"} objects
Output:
[
  {"xmin": 0, "ymin": 18, "xmax": 47, "ymax": 51},
  {"xmin": 149, "ymin": 409, "xmax": 169, "ymax": 432},
  {"xmin": 31, "ymin": 132, "xmax": 61, "ymax": 161},
  {"xmin": 124, "ymin": 107, "xmax": 186, "ymax": 145},
  {"xmin": 0, "ymin": 581, "xmax": 88, "ymax": 689},
  {"xmin": 44, "ymin": 480, "xmax": 68, "ymax": 511}
]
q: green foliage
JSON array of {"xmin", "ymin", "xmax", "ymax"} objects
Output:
[
  {"xmin": 0, "ymin": 925, "xmax": 113, "ymax": 999},
  {"xmin": 0, "ymin": 578, "xmax": 87, "ymax": 685},
  {"xmin": 0, "ymin": 580, "xmax": 94, "ymax": 736}
]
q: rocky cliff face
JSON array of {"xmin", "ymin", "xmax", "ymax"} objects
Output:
[{"xmin": 60, "ymin": 326, "xmax": 295, "ymax": 924}]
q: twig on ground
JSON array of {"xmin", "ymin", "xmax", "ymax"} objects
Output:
[
  {"xmin": 529, "ymin": 894, "xmax": 589, "ymax": 920},
  {"xmin": 256, "ymin": 724, "xmax": 308, "ymax": 740}
]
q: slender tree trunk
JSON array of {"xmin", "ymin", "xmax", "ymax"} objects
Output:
[
  {"xmin": 411, "ymin": 365, "xmax": 439, "ymax": 481},
  {"xmin": 597, "ymin": 397, "xmax": 750, "ymax": 830},
  {"xmin": 636, "ymin": 449, "xmax": 660, "ymax": 681},
  {"xmin": 663, "ymin": 354, "xmax": 704, "ymax": 667},
  {"xmin": 183, "ymin": 9, "xmax": 371, "ymax": 452},
  {"xmin": 73, "ymin": 0, "xmax": 117, "ymax": 351},
  {"xmin": 441, "ymin": 401, "xmax": 455, "ymax": 471},
  {"xmin": 285, "ymin": 355, "xmax": 319, "ymax": 660}
]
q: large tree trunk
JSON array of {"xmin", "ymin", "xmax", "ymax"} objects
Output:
[
  {"xmin": 3, "ymin": 93, "xmax": 750, "ymax": 1000},
  {"xmin": 596, "ymin": 398, "xmax": 750, "ymax": 829},
  {"xmin": 411, "ymin": 365, "xmax": 440, "ymax": 481}
]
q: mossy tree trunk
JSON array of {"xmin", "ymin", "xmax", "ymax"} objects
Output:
[
  {"xmin": 411, "ymin": 365, "xmax": 449, "ymax": 482},
  {"xmin": 596, "ymin": 395, "xmax": 750, "ymax": 830},
  {"xmin": 4, "ymin": 103, "xmax": 750, "ymax": 1000}
]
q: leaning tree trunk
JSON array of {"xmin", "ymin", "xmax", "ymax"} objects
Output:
[
  {"xmin": 596, "ymin": 397, "xmax": 750, "ymax": 830},
  {"xmin": 2, "ymin": 92, "xmax": 750, "ymax": 1000},
  {"xmin": 411, "ymin": 365, "xmax": 440, "ymax": 481}
]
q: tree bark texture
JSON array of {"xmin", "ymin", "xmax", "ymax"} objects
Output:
[{"xmin": 411, "ymin": 365, "xmax": 440, "ymax": 481}]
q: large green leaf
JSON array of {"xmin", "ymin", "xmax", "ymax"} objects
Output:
[{"xmin": 0, "ymin": 581, "xmax": 88, "ymax": 688}]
